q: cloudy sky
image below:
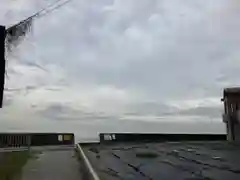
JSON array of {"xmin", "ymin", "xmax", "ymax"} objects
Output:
[{"xmin": 1, "ymin": 0, "xmax": 240, "ymax": 141}]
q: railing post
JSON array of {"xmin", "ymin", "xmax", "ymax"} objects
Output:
[
  {"xmin": 0, "ymin": 26, "xmax": 6, "ymax": 108},
  {"xmin": 27, "ymin": 135, "xmax": 31, "ymax": 151}
]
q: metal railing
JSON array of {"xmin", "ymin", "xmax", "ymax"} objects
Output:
[
  {"xmin": 0, "ymin": 134, "xmax": 31, "ymax": 148},
  {"xmin": 0, "ymin": 133, "xmax": 74, "ymax": 148},
  {"xmin": 76, "ymin": 144, "xmax": 100, "ymax": 180}
]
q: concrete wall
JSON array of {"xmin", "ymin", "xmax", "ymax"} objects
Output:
[
  {"xmin": 234, "ymin": 124, "xmax": 240, "ymax": 143},
  {"xmin": 222, "ymin": 92, "xmax": 240, "ymax": 143},
  {"xmin": 99, "ymin": 133, "xmax": 226, "ymax": 143}
]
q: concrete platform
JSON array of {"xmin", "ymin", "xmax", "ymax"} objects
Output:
[
  {"xmin": 20, "ymin": 147, "xmax": 82, "ymax": 180},
  {"xmin": 81, "ymin": 141, "xmax": 240, "ymax": 180}
]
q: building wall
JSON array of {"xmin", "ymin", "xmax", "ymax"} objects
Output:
[
  {"xmin": 223, "ymin": 94, "xmax": 240, "ymax": 143},
  {"xmin": 234, "ymin": 124, "xmax": 240, "ymax": 143}
]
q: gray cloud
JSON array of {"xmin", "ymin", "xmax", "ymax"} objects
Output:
[
  {"xmin": 175, "ymin": 106, "xmax": 223, "ymax": 119},
  {"xmin": 21, "ymin": 0, "xmax": 239, "ymax": 100},
  {"xmin": 2, "ymin": 0, "xmax": 240, "ymax": 137},
  {"xmin": 37, "ymin": 103, "xmax": 118, "ymax": 121}
]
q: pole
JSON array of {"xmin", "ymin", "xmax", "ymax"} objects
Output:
[{"xmin": 0, "ymin": 26, "xmax": 6, "ymax": 108}]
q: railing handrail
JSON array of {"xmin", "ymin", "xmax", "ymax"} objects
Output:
[{"xmin": 76, "ymin": 144, "xmax": 100, "ymax": 180}]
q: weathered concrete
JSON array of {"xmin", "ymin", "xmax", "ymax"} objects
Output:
[
  {"xmin": 82, "ymin": 141, "xmax": 240, "ymax": 180},
  {"xmin": 20, "ymin": 148, "xmax": 82, "ymax": 180}
]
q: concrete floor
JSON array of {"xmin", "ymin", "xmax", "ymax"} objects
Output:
[
  {"xmin": 20, "ymin": 148, "xmax": 82, "ymax": 180},
  {"xmin": 83, "ymin": 141, "xmax": 240, "ymax": 180}
]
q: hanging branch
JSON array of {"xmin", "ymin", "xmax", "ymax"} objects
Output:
[
  {"xmin": 6, "ymin": 17, "xmax": 33, "ymax": 51},
  {"xmin": 5, "ymin": 0, "xmax": 73, "ymax": 51}
]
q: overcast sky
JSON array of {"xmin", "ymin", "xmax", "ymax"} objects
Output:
[{"xmin": 1, "ymin": 0, "xmax": 240, "ymax": 140}]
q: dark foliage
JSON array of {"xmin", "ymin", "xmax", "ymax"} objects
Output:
[{"xmin": 6, "ymin": 18, "xmax": 33, "ymax": 51}]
